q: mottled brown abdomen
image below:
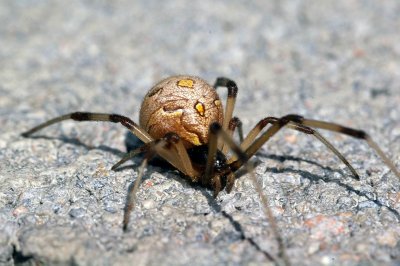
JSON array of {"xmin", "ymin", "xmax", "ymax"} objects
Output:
[{"xmin": 139, "ymin": 75, "xmax": 224, "ymax": 148}]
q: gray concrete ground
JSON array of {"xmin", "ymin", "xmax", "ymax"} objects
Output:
[{"xmin": 1, "ymin": 1, "xmax": 400, "ymax": 265}]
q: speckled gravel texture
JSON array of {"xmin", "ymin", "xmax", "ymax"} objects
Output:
[{"xmin": 1, "ymin": 1, "xmax": 400, "ymax": 265}]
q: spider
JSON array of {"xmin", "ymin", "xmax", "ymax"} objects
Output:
[{"xmin": 22, "ymin": 75, "xmax": 399, "ymax": 263}]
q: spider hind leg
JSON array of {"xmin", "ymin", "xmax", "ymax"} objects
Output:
[
  {"xmin": 231, "ymin": 115, "xmax": 360, "ymax": 179},
  {"xmin": 296, "ymin": 116, "xmax": 400, "ymax": 178}
]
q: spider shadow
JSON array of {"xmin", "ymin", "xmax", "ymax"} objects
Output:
[
  {"xmin": 124, "ymin": 133, "xmax": 275, "ymax": 260},
  {"xmin": 26, "ymin": 134, "xmax": 123, "ymax": 157},
  {"xmin": 125, "ymin": 132, "xmax": 396, "ymax": 219},
  {"xmin": 113, "ymin": 132, "xmax": 176, "ymax": 172},
  {"xmin": 26, "ymin": 133, "xmax": 172, "ymax": 171},
  {"xmin": 26, "ymin": 133, "xmax": 190, "ymax": 193},
  {"xmin": 25, "ymin": 132, "xmax": 400, "ymax": 261},
  {"xmin": 197, "ymin": 187, "xmax": 275, "ymax": 261},
  {"xmin": 256, "ymin": 152, "xmax": 352, "ymax": 179},
  {"xmin": 256, "ymin": 154, "xmax": 400, "ymax": 221}
]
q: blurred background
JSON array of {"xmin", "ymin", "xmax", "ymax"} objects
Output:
[{"xmin": 1, "ymin": 1, "xmax": 399, "ymax": 265}]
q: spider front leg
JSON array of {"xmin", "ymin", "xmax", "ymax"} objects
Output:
[
  {"xmin": 21, "ymin": 112, "xmax": 153, "ymax": 143},
  {"xmin": 204, "ymin": 122, "xmax": 248, "ymax": 196},
  {"xmin": 208, "ymin": 122, "xmax": 289, "ymax": 266}
]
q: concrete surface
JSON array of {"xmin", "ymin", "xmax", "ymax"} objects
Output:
[{"xmin": 1, "ymin": 0, "xmax": 399, "ymax": 265}]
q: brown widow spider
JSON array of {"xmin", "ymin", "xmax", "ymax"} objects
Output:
[{"xmin": 22, "ymin": 75, "xmax": 399, "ymax": 264}]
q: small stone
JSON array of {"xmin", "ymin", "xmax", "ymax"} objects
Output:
[
  {"xmin": 12, "ymin": 206, "xmax": 29, "ymax": 217},
  {"xmin": 321, "ymin": 255, "xmax": 335, "ymax": 265},
  {"xmin": 69, "ymin": 208, "xmax": 86, "ymax": 218},
  {"xmin": 142, "ymin": 199, "xmax": 156, "ymax": 209},
  {"xmin": 308, "ymin": 242, "xmax": 320, "ymax": 254}
]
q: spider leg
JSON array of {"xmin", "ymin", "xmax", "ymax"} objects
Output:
[
  {"xmin": 209, "ymin": 122, "xmax": 289, "ymax": 266},
  {"xmin": 239, "ymin": 117, "xmax": 280, "ymax": 150},
  {"xmin": 111, "ymin": 142, "xmax": 154, "ymax": 171},
  {"xmin": 221, "ymin": 116, "xmax": 244, "ymax": 154},
  {"xmin": 158, "ymin": 133, "xmax": 200, "ymax": 179},
  {"xmin": 203, "ymin": 122, "xmax": 235, "ymax": 197},
  {"xmin": 123, "ymin": 144, "xmax": 156, "ymax": 231},
  {"xmin": 204, "ymin": 122, "xmax": 219, "ymax": 188},
  {"xmin": 123, "ymin": 133, "xmax": 199, "ymax": 231},
  {"xmin": 229, "ymin": 115, "xmax": 360, "ymax": 179},
  {"xmin": 204, "ymin": 116, "xmax": 243, "ymax": 190},
  {"xmin": 21, "ymin": 112, "xmax": 153, "ymax": 143},
  {"xmin": 225, "ymin": 172, "xmax": 236, "ymax": 193},
  {"xmin": 214, "ymin": 77, "xmax": 239, "ymax": 151},
  {"xmin": 236, "ymin": 117, "xmax": 244, "ymax": 143},
  {"xmin": 211, "ymin": 175, "xmax": 222, "ymax": 198},
  {"xmin": 213, "ymin": 77, "xmax": 239, "ymax": 131},
  {"xmin": 114, "ymin": 133, "xmax": 199, "ymax": 179},
  {"xmin": 288, "ymin": 115, "xmax": 400, "ymax": 178},
  {"xmin": 110, "ymin": 139, "xmax": 183, "ymax": 172},
  {"xmin": 205, "ymin": 121, "xmax": 248, "ymax": 195}
]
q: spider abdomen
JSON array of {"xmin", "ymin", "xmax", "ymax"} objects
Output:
[{"xmin": 139, "ymin": 75, "xmax": 224, "ymax": 148}]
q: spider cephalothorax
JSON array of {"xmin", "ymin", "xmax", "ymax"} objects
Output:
[{"xmin": 22, "ymin": 75, "xmax": 400, "ymax": 265}]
